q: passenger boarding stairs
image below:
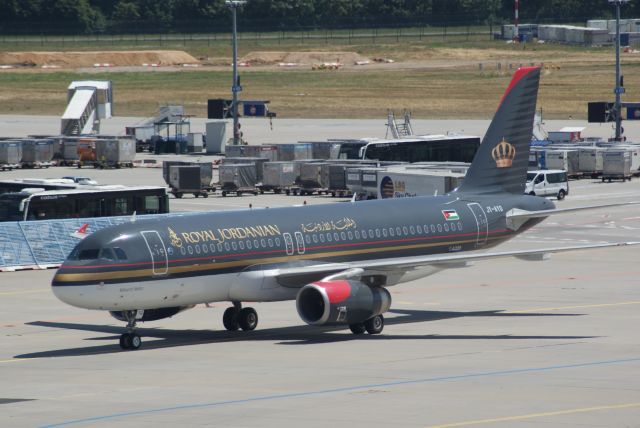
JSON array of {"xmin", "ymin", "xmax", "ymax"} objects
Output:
[
  {"xmin": 61, "ymin": 81, "xmax": 113, "ymax": 136},
  {"xmin": 387, "ymin": 110, "xmax": 414, "ymax": 138}
]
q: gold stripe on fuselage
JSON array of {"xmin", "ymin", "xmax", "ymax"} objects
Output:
[{"xmin": 54, "ymin": 235, "xmax": 505, "ymax": 283}]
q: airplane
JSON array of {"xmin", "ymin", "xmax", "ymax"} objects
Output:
[{"xmin": 51, "ymin": 66, "xmax": 638, "ymax": 350}]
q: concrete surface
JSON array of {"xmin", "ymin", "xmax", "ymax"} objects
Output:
[{"xmin": 0, "ymin": 117, "xmax": 639, "ymax": 427}]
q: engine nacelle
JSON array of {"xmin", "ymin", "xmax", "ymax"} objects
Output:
[
  {"xmin": 109, "ymin": 306, "xmax": 192, "ymax": 322},
  {"xmin": 296, "ymin": 280, "xmax": 391, "ymax": 326}
]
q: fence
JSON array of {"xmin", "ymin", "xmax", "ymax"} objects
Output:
[{"xmin": 0, "ymin": 213, "xmax": 198, "ymax": 271}]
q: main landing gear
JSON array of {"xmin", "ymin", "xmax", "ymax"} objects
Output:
[
  {"xmin": 222, "ymin": 302, "xmax": 258, "ymax": 331},
  {"xmin": 119, "ymin": 310, "xmax": 142, "ymax": 350},
  {"xmin": 348, "ymin": 314, "xmax": 384, "ymax": 335}
]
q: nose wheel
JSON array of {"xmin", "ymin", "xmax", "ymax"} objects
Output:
[
  {"xmin": 223, "ymin": 302, "xmax": 258, "ymax": 331},
  {"xmin": 119, "ymin": 310, "xmax": 142, "ymax": 350}
]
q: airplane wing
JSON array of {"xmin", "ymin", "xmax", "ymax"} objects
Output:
[
  {"xmin": 270, "ymin": 241, "xmax": 640, "ymax": 288},
  {"xmin": 506, "ymin": 201, "xmax": 640, "ymax": 230}
]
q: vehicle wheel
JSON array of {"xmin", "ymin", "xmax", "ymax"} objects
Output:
[
  {"xmin": 203, "ymin": 193, "xmax": 209, "ymax": 198},
  {"xmin": 349, "ymin": 323, "xmax": 366, "ymax": 335},
  {"xmin": 223, "ymin": 307, "xmax": 239, "ymax": 331},
  {"xmin": 529, "ymin": 191, "xmax": 536, "ymax": 196},
  {"xmin": 238, "ymin": 307, "xmax": 258, "ymax": 331},
  {"xmin": 253, "ymin": 191, "xmax": 258, "ymax": 196},
  {"xmin": 237, "ymin": 191, "xmax": 242, "ymax": 197},
  {"xmin": 602, "ymin": 178, "xmax": 605, "ymax": 182},
  {"xmin": 364, "ymin": 315, "xmax": 384, "ymax": 335},
  {"xmin": 557, "ymin": 189, "xmax": 566, "ymax": 200},
  {"xmin": 119, "ymin": 333, "xmax": 129, "ymax": 349},
  {"xmin": 260, "ymin": 189, "xmax": 264, "ymax": 194},
  {"xmin": 222, "ymin": 191, "xmax": 227, "ymax": 197},
  {"xmin": 175, "ymin": 192, "xmax": 183, "ymax": 199},
  {"xmin": 331, "ymin": 192, "xmax": 336, "ymax": 197},
  {"xmin": 194, "ymin": 193, "xmax": 199, "ymax": 198},
  {"xmin": 285, "ymin": 189, "xmax": 290, "ymax": 195},
  {"xmin": 129, "ymin": 334, "xmax": 142, "ymax": 349},
  {"xmin": 608, "ymin": 178, "xmax": 612, "ymax": 183}
]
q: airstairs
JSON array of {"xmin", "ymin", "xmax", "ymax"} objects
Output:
[
  {"xmin": 61, "ymin": 81, "xmax": 113, "ymax": 136},
  {"xmin": 387, "ymin": 110, "xmax": 414, "ymax": 138}
]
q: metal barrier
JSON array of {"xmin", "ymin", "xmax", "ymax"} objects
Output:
[{"xmin": 0, "ymin": 213, "xmax": 196, "ymax": 271}]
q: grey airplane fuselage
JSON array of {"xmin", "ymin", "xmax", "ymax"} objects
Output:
[{"xmin": 51, "ymin": 193, "xmax": 554, "ymax": 311}]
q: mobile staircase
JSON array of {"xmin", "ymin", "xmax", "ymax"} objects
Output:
[
  {"xmin": 61, "ymin": 81, "xmax": 113, "ymax": 136},
  {"xmin": 387, "ymin": 110, "xmax": 414, "ymax": 138}
]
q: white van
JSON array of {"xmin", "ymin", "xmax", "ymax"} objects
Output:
[{"xmin": 525, "ymin": 170, "xmax": 569, "ymax": 200}]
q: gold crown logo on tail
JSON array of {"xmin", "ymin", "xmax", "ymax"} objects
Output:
[{"xmin": 491, "ymin": 138, "xmax": 516, "ymax": 168}]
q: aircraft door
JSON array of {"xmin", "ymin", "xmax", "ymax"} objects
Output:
[
  {"xmin": 294, "ymin": 232, "xmax": 305, "ymax": 254},
  {"xmin": 141, "ymin": 230, "xmax": 169, "ymax": 275},
  {"xmin": 466, "ymin": 203, "xmax": 488, "ymax": 246},
  {"xmin": 283, "ymin": 233, "xmax": 295, "ymax": 255}
]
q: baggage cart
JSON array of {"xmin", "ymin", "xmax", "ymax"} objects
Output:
[
  {"xmin": 0, "ymin": 141, "xmax": 22, "ymax": 170},
  {"xmin": 95, "ymin": 137, "xmax": 136, "ymax": 168},
  {"xmin": 21, "ymin": 139, "xmax": 54, "ymax": 168},
  {"xmin": 602, "ymin": 150, "xmax": 633, "ymax": 182},
  {"xmin": 218, "ymin": 164, "xmax": 259, "ymax": 196},
  {"xmin": 259, "ymin": 161, "xmax": 300, "ymax": 194},
  {"xmin": 163, "ymin": 161, "xmax": 215, "ymax": 198}
]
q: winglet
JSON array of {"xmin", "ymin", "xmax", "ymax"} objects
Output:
[{"xmin": 71, "ymin": 223, "xmax": 89, "ymax": 239}]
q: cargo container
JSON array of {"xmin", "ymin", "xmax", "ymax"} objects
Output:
[
  {"xmin": 325, "ymin": 164, "xmax": 353, "ymax": 197},
  {"xmin": 167, "ymin": 165, "xmax": 212, "ymax": 198},
  {"xmin": 162, "ymin": 160, "xmax": 213, "ymax": 198},
  {"xmin": 221, "ymin": 157, "xmax": 267, "ymax": 182},
  {"xmin": 218, "ymin": 164, "xmax": 259, "ymax": 196},
  {"xmin": 578, "ymin": 148, "xmax": 605, "ymax": 177},
  {"xmin": 377, "ymin": 170, "xmax": 464, "ymax": 199},
  {"xmin": 276, "ymin": 143, "xmax": 314, "ymax": 161},
  {"xmin": 299, "ymin": 162, "xmax": 327, "ymax": 193},
  {"xmin": 545, "ymin": 149, "xmax": 580, "ymax": 176},
  {"xmin": 602, "ymin": 150, "xmax": 633, "ymax": 182},
  {"xmin": 0, "ymin": 141, "xmax": 22, "ymax": 170},
  {"xmin": 95, "ymin": 137, "xmax": 136, "ymax": 168},
  {"xmin": 21, "ymin": 139, "xmax": 54, "ymax": 168},
  {"xmin": 300, "ymin": 141, "xmax": 341, "ymax": 160},
  {"xmin": 260, "ymin": 161, "xmax": 300, "ymax": 194}
]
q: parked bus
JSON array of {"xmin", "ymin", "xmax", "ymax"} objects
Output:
[
  {"xmin": 0, "ymin": 185, "xmax": 169, "ymax": 222},
  {"xmin": 0, "ymin": 178, "xmax": 79, "ymax": 195},
  {"xmin": 337, "ymin": 135, "xmax": 481, "ymax": 163}
]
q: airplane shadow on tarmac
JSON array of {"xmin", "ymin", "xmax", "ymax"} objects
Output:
[{"xmin": 15, "ymin": 308, "xmax": 591, "ymax": 359}]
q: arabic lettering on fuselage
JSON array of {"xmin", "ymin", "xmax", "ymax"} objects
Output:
[
  {"xmin": 169, "ymin": 224, "xmax": 281, "ymax": 247},
  {"xmin": 300, "ymin": 217, "xmax": 357, "ymax": 233}
]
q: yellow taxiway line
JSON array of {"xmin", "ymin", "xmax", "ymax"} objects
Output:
[
  {"xmin": 506, "ymin": 300, "xmax": 640, "ymax": 313},
  {"xmin": 427, "ymin": 402, "xmax": 640, "ymax": 427}
]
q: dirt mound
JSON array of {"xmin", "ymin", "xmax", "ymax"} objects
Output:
[
  {"xmin": 241, "ymin": 51, "xmax": 369, "ymax": 65},
  {"xmin": 0, "ymin": 50, "xmax": 200, "ymax": 68}
]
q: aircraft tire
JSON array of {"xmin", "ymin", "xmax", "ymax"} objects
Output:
[
  {"xmin": 238, "ymin": 307, "xmax": 258, "ymax": 331},
  {"xmin": 364, "ymin": 315, "xmax": 384, "ymax": 335},
  {"xmin": 119, "ymin": 333, "xmax": 141, "ymax": 350},
  {"xmin": 223, "ymin": 307, "xmax": 240, "ymax": 331},
  {"xmin": 349, "ymin": 323, "xmax": 366, "ymax": 335}
]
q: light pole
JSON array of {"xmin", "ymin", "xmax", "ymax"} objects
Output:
[
  {"xmin": 610, "ymin": 0, "xmax": 629, "ymax": 141},
  {"xmin": 226, "ymin": 0, "xmax": 246, "ymax": 145}
]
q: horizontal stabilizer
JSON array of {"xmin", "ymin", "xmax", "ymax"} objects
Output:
[{"xmin": 506, "ymin": 201, "xmax": 640, "ymax": 230}]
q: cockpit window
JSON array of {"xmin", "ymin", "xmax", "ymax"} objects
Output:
[
  {"xmin": 114, "ymin": 248, "xmax": 127, "ymax": 260},
  {"xmin": 78, "ymin": 249, "xmax": 100, "ymax": 260},
  {"xmin": 99, "ymin": 248, "xmax": 115, "ymax": 261}
]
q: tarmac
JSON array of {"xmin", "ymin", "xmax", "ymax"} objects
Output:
[{"xmin": 1, "ymin": 117, "xmax": 640, "ymax": 427}]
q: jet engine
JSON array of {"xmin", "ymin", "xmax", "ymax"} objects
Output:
[
  {"xmin": 296, "ymin": 280, "xmax": 391, "ymax": 326},
  {"xmin": 109, "ymin": 306, "xmax": 192, "ymax": 322}
]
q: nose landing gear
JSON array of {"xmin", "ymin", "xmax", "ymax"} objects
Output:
[
  {"xmin": 119, "ymin": 310, "xmax": 142, "ymax": 350},
  {"xmin": 223, "ymin": 302, "xmax": 259, "ymax": 332}
]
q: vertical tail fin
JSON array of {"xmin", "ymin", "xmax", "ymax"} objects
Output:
[{"xmin": 456, "ymin": 67, "xmax": 541, "ymax": 195}]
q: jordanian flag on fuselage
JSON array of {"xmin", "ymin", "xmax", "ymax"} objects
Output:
[{"xmin": 442, "ymin": 210, "xmax": 460, "ymax": 221}]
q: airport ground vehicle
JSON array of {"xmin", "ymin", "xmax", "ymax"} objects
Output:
[
  {"xmin": 0, "ymin": 186, "xmax": 168, "ymax": 222},
  {"xmin": 525, "ymin": 170, "xmax": 569, "ymax": 200},
  {"xmin": 337, "ymin": 135, "xmax": 480, "ymax": 163}
]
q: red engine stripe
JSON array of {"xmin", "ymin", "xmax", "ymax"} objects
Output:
[{"xmin": 315, "ymin": 280, "xmax": 352, "ymax": 304}]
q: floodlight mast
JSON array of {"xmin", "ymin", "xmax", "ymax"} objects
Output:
[
  {"xmin": 226, "ymin": 0, "xmax": 247, "ymax": 145},
  {"xmin": 610, "ymin": 0, "xmax": 629, "ymax": 141}
]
